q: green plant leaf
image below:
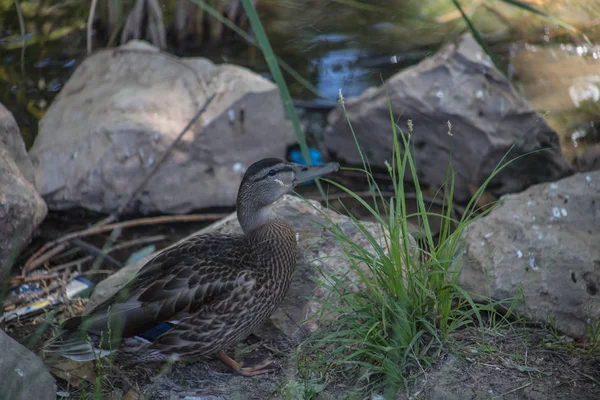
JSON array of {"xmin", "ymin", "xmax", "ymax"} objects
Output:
[{"xmin": 451, "ymin": 0, "xmax": 501, "ymax": 71}]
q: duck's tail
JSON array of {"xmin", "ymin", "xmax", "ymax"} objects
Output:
[
  {"xmin": 44, "ymin": 333, "xmax": 112, "ymax": 362},
  {"xmin": 43, "ymin": 317, "xmax": 113, "ymax": 362},
  {"xmin": 43, "ymin": 315, "xmax": 175, "ymax": 363}
]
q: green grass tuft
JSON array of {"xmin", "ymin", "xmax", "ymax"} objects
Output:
[{"xmin": 294, "ymin": 89, "xmax": 524, "ymax": 396}]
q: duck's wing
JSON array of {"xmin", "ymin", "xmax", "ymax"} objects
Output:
[{"xmin": 64, "ymin": 233, "xmax": 257, "ymax": 341}]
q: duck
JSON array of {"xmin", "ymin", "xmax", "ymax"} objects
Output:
[{"xmin": 45, "ymin": 157, "xmax": 339, "ymax": 376}]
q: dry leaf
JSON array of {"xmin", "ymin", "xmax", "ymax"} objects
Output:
[
  {"xmin": 48, "ymin": 359, "xmax": 96, "ymax": 388},
  {"xmin": 122, "ymin": 389, "xmax": 140, "ymax": 400}
]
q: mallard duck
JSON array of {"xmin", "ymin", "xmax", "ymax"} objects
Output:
[{"xmin": 45, "ymin": 158, "xmax": 339, "ymax": 376}]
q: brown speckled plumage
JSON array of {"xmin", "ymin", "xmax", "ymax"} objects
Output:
[
  {"xmin": 47, "ymin": 158, "xmax": 338, "ymax": 374},
  {"xmin": 125, "ymin": 220, "xmax": 297, "ymax": 361}
]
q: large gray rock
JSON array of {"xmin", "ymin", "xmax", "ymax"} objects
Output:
[
  {"xmin": 0, "ymin": 330, "xmax": 56, "ymax": 400},
  {"xmin": 0, "ymin": 150, "xmax": 47, "ymax": 271},
  {"xmin": 460, "ymin": 171, "xmax": 599, "ymax": 339},
  {"xmin": 0, "ymin": 103, "xmax": 35, "ymax": 185},
  {"xmin": 324, "ymin": 33, "xmax": 572, "ymax": 202},
  {"xmin": 0, "ymin": 104, "xmax": 47, "ymax": 271},
  {"xmin": 29, "ymin": 40, "xmax": 295, "ymax": 215}
]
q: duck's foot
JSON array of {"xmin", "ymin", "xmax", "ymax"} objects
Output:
[{"xmin": 217, "ymin": 350, "xmax": 274, "ymax": 377}]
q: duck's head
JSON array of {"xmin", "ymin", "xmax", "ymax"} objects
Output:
[{"xmin": 236, "ymin": 157, "xmax": 339, "ymax": 233}]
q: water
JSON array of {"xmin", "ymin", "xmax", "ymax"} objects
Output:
[
  {"xmin": 0, "ymin": 35, "xmax": 82, "ymax": 147},
  {"xmin": 1, "ymin": 0, "xmax": 599, "ymax": 157},
  {"xmin": 0, "ymin": 7, "xmax": 421, "ymax": 145}
]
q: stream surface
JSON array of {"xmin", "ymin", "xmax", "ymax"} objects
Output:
[{"xmin": 0, "ymin": 0, "xmax": 599, "ymax": 156}]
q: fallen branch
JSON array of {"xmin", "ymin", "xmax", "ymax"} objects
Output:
[
  {"xmin": 48, "ymin": 234, "xmax": 167, "ymax": 274},
  {"xmin": 9, "ymin": 274, "xmax": 57, "ymax": 285},
  {"xmin": 7, "ymin": 268, "xmax": 120, "ymax": 287},
  {"xmin": 5, "ymin": 236, "xmax": 163, "ymax": 304},
  {"xmin": 25, "ymin": 244, "xmax": 68, "ymax": 273},
  {"xmin": 49, "ymin": 256, "xmax": 93, "ymax": 274},
  {"xmin": 72, "ymin": 239, "xmax": 123, "ymax": 268},
  {"xmin": 23, "ymin": 214, "xmax": 226, "ymax": 275},
  {"xmin": 80, "ymin": 270, "xmax": 115, "ymax": 276}
]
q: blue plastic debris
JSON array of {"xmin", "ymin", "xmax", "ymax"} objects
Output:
[
  {"xmin": 1, "ymin": 276, "xmax": 94, "ymax": 323},
  {"xmin": 289, "ymin": 148, "xmax": 323, "ymax": 185}
]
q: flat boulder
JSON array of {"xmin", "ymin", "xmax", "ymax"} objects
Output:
[
  {"xmin": 0, "ymin": 104, "xmax": 47, "ymax": 270},
  {"xmin": 0, "ymin": 330, "xmax": 56, "ymax": 400},
  {"xmin": 324, "ymin": 33, "xmax": 572, "ymax": 202},
  {"xmin": 29, "ymin": 40, "xmax": 295, "ymax": 215},
  {"xmin": 460, "ymin": 171, "xmax": 600, "ymax": 339}
]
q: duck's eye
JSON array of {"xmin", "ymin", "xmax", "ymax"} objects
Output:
[{"xmin": 268, "ymin": 169, "xmax": 277, "ymax": 176}]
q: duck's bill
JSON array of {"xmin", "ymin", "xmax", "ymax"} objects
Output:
[{"xmin": 292, "ymin": 161, "xmax": 340, "ymax": 185}]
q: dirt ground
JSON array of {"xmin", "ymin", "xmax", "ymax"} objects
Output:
[
  {"xmin": 4, "ymin": 209, "xmax": 599, "ymax": 399},
  {"xmin": 4, "ymin": 314, "xmax": 599, "ymax": 399},
  {"xmin": 399, "ymin": 327, "xmax": 600, "ymax": 400}
]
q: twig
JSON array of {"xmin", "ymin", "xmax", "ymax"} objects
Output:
[
  {"xmin": 87, "ymin": 0, "xmax": 99, "ymax": 55},
  {"xmin": 48, "ymin": 255, "xmax": 93, "ymax": 274},
  {"xmin": 26, "ymin": 214, "xmax": 120, "ymax": 280},
  {"xmin": 25, "ymin": 244, "xmax": 68, "ymax": 272},
  {"xmin": 9, "ymin": 274, "xmax": 57, "ymax": 285},
  {"xmin": 110, "ymin": 234, "xmax": 167, "ymax": 250},
  {"xmin": 14, "ymin": 0, "xmax": 26, "ymax": 76},
  {"xmin": 49, "ymin": 246, "xmax": 82, "ymax": 263},
  {"xmin": 90, "ymin": 226, "xmax": 122, "ymax": 273},
  {"xmin": 23, "ymin": 214, "xmax": 226, "ymax": 274},
  {"xmin": 492, "ymin": 381, "xmax": 532, "ymax": 399},
  {"xmin": 80, "ymin": 270, "xmax": 115, "ymax": 276},
  {"xmin": 72, "ymin": 239, "xmax": 123, "ymax": 268},
  {"xmin": 6, "ymin": 269, "xmax": 114, "ymax": 287},
  {"xmin": 115, "ymin": 92, "xmax": 216, "ymax": 217},
  {"xmin": 95, "ymin": 214, "xmax": 118, "ymax": 227},
  {"xmin": 48, "ymin": 235, "xmax": 166, "ymax": 274}
]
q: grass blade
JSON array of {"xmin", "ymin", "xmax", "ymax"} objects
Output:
[
  {"xmin": 189, "ymin": 0, "xmax": 332, "ymax": 102},
  {"xmin": 451, "ymin": 0, "xmax": 501, "ymax": 71},
  {"xmin": 241, "ymin": 0, "xmax": 327, "ymax": 198}
]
